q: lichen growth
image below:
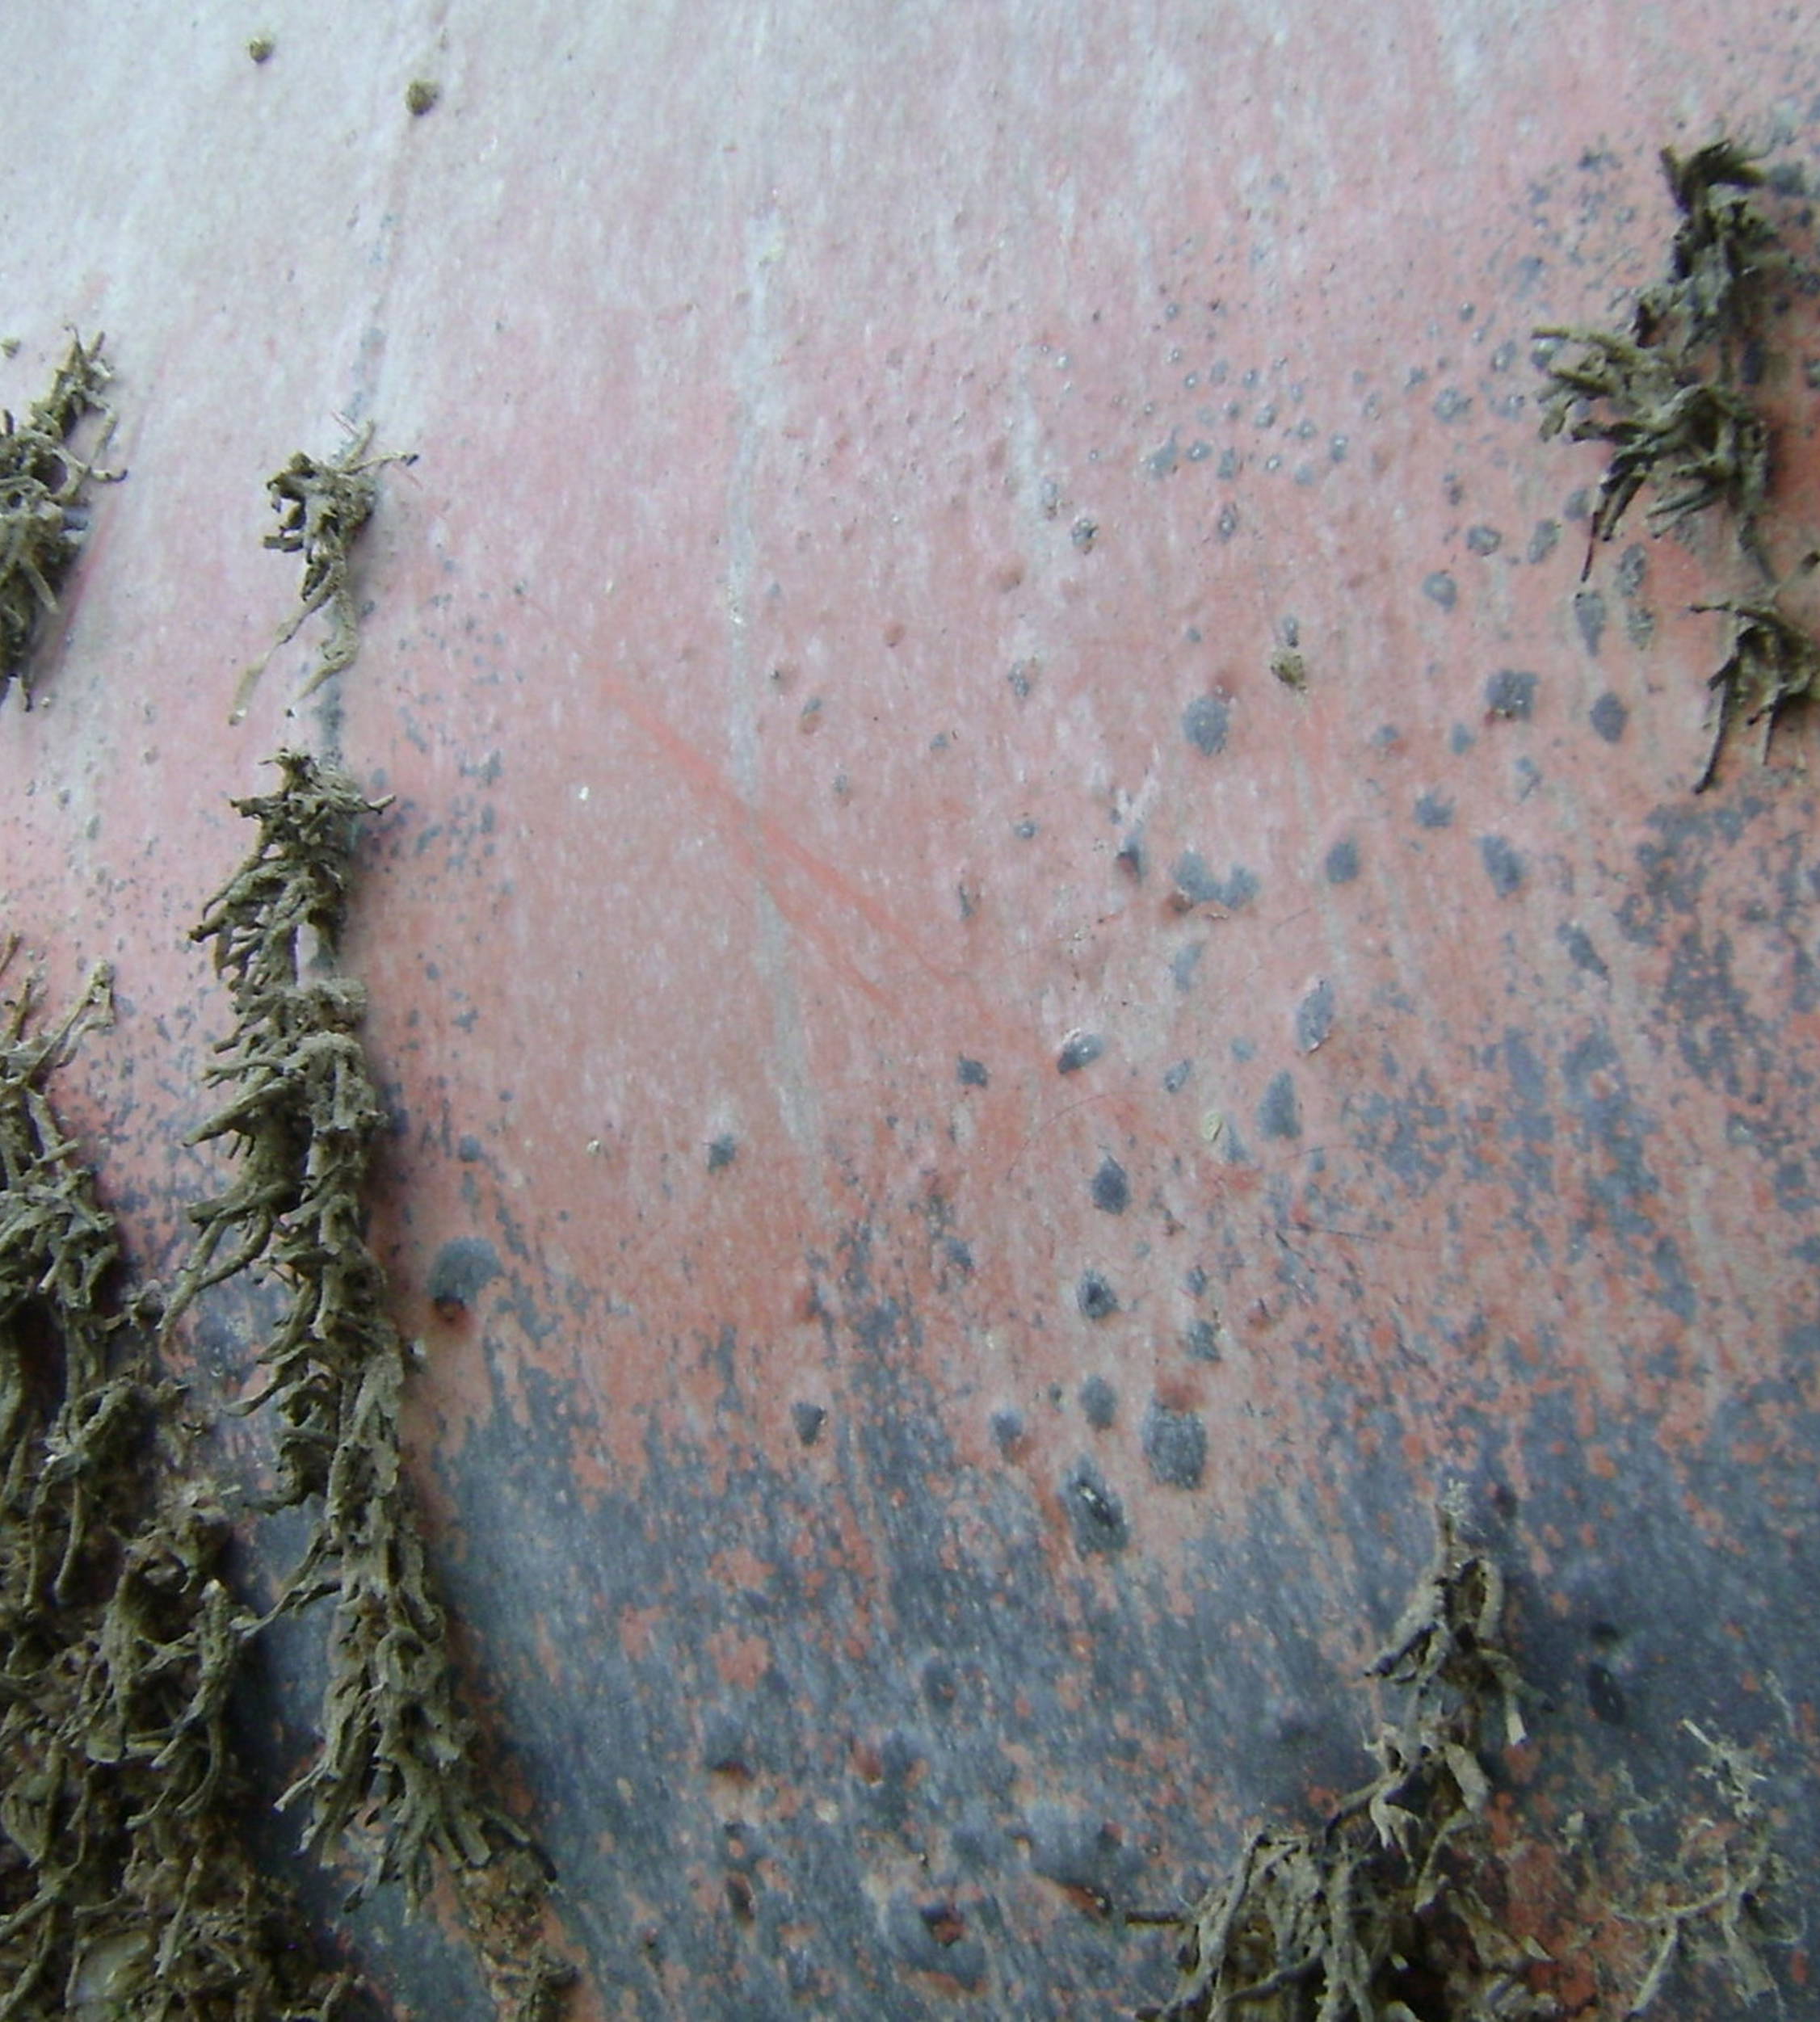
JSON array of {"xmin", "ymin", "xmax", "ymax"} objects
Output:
[
  {"xmin": 0, "ymin": 948, "xmax": 359, "ymax": 2020},
  {"xmin": 0, "ymin": 332, "xmax": 120, "ymax": 710},
  {"xmin": 162, "ymin": 752, "xmax": 570, "ymax": 2019}
]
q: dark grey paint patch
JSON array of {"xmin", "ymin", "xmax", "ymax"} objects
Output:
[
  {"xmin": 1477, "ymin": 834, "xmax": 1525, "ymax": 896},
  {"xmin": 1091, "ymin": 1157, "xmax": 1130, "ymax": 1214},
  {"xmin": 456, "ymin": 1133, "xmax": 484, "ymax": 1162},
  {"xmin": 707, "ymin": 1134, "xmax": 738, "ymax": 1171},
  {"xmin": 1075, "ymin": 1272, "xmax": 1118, "ymax": 1320},
  {"xmin": 1173, "ymin": 853, "xmax": 1259, "ymax": 909},
  {"xmin": 1486, "ymin": 670, "xmax": 1537, "ymax": 720},
  {"xmin": 1258, "ymin": 1070, "xmax": 1301, "ymax": 1141},
  {"xmin": 1573, "ymin": 589, "xmax": 1606, "ymax": 656},
  {"xmin": 1171, "ymin": 941, "xmax": 1205, "ymax": 991},
  {"xmin": 1162, "ymin": 1059, "xmax": 1192, "ymax": 1094},
  {"xmin": 1323, "ymin": 839, "xmax": 1360, "ymax": 884},
  {"xmin": 1063, "ymin": 1462, "xmax": 1129, "ymax": 1553},
  {"xmin": 1422, "ymin": 570, "xmax": 1457, "ymax": 609},
  {"xmin": 1465, "ymin": 524, "xmax": 1502, "ymax": 554},
  {"xmin": 1078, "ymin": 1376, "xmax": 1118, "ymax": 1430},
  {"xmin": 1557, "ymin": 922, "xmax": 1609, "ymax": 981},
  {"xmin": 1183, "ymin": 1318, "xmax": 1221, "ymax": 1362},
  {"xmin": 1180, "ymin": 693, "xmax": 1230, "ymax": 755},
  {"xmin": 1589, "ymin": 692, "xmax": 1628, "ymax": 743},
  {"xmin": 956, "ymin": 1055, "xmax": 990, "ymax": 1087},
  {"xmin": 1057, "ymin": 1032, "xmax": 1104, "ymax": 1074},
  {"xmin": 1449, "ymin": 722, "xmax": 1474, "ymax": 755},
  {"xmin": 1414, "ymin": 791, "xmax": 1454, "ymax": 829},
  {"xmin": 792, "ymin": 1402, "xmax": 826, "ymax": 1447},
  {"xmin": 1142, "ymin": 1403, "xmax": 1208, "ymax": 1489},
  {"xmin": 990, "ymin": 1408, "xmax": 1024, "ymax": 1456},
  {"xmin": 427, "ymin": 1236, "xmax": 502, "ymax": 1311},
  {"xmin": 1295, "ymin": 979, "xmax": 1335, "ymax": 1053},
  {"xmin": 1528, "ymin": 519, "xmax": 1561, "ymax": 564}
]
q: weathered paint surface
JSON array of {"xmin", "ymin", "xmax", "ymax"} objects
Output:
[{"xmin": 4, "ymin": 4, "xmax": 1819, "ymax": 2015}]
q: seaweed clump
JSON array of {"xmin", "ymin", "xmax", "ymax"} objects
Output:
[
  {"xmin": 0, "ymin": 948, "xmax": 359, "ymax": 2020},
  {"xmin": 1534, "ymin": 139, "xmax": 1819, "ymax": 788},
  {"xmin": 162, "ymin": 753, "xmax": 569, "ymax": 2020},
  {"xmin": 1139, "ymin": 1504, "xmax": 1552, "ymax": 2022},
  {"xmin": 0, "ymin": 332, "xmax": 120, "ymax": 710}
]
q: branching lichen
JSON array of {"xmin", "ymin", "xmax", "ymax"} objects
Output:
[
  {"xmin": 1140, "ymin": 1503, "xmax": 1551, "ymax": 2022},
  {"xmin": 0, "ymin": 946, "xmax": 358, "ymax": 2021},
  {"xmin": 162, "ymin": 753, "xmax": 570, "ymax": 2019},
  {"xmin": 0, "ymin": 331, "xmax": 120, "ymax": 710}
]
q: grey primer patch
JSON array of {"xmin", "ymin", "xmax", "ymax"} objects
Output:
[
  {"xmin": 1589, "ymin": 692, "xmax": 1628, "ymax": 743},
  {"xmin": 1478, "ymin": 834, "xmax": 1525, "ymax": 896},
  {"xmin": 1076, "ymin": 1271, "xmax": 1118, "ymax": 1319},
  {"xmin": 706, "ymin": 1133, "xmax": 738, "ymax": 1171},
  {"xmin": 1065, "ymin": 1461, "xmax": 1129, "ymax": 1553},
  {"xmin": 1078, "ymin": 1374, "xmax": 1118, "ymax": 1429},
  {"xmin": 1422, "ymin": 571, "xmax": 1458, "ymax": 610},
  {"xmin": 1465, "ymin": 524, "xmax": 1502, "ymax": 555},
  {"xmin": 1449, "ymin": 722, "xmax": 1474, "ymax": 755},
  {"xmin": 1432, "ymin": 387, "xmax": 1470, "ymax": 422},
  {"xmin": 1414, "ymin": 791, "xmax": 1454, "ymax": 830},
  {"xmin": 1143, "ymin": 1402, "xmax": 1208, "ymax": 1489},
  {"xmin": 1217, "ymin": 500, "xmax": 1239, "ymax": 540},
  {"xmin": 1258, "ymin": 1070, "xmax": 1301, "ymax": 1141},
  {"xmin": 1057, "ymin": 1032, "xmax": 1104, "ymax": 1074},
  {"xmin": 990, "ymin": 1407, "xmax": 1024, "ymax": 1455},
  {"xmin": 956, "ymin": 1054, "xmax": 990, "ymax": 1087},
  {"xmin": 1091, "ymin": 1156, "xmax": 1130, "ymax": 1213},
  {"xmin": 1528, "ymin": 518, "xmax": 1561, "ymax": 564},
  {"xmin": 1162, "ymin": 1058, "xmax": 1192, "ymax": 1093},
  {"xmin": 1183, "ymin": 1317, "xmax": 1221, "ymax": 1362},
  {"xmin": 1296, "ymin": 978, "xmax": 1335, "ymax": 1053},
  {"xmin": 1573, "ymin": 589, "xmax": 1607, "ymax": 656},
  {"xmin": 1486, "ymin": 669, "xmax": 1537, "ymax": 720},
  {"xmin": 1180, "ymin": 692, "xmax": 1230, "ymax": 755},
  {"xmin": 1173, "ymin": 851, "xmax": 1259, "ymax": 909},
  {"xmin": 792, "ymin": 1401, "xmax": 826, "ymax": 1447},
  {"xmin": 1323, "ymin": 839, "xmax": 1360, "ymax": 884},
  {"xmin": 456, "ymin": 1133, "xmax": 484, "ymax": 1162},
  {"xmin": 1145, "ymin": 432, "xmax": 1180, "ymax": 477},
  {"xmin": 1171, "ymin": 942, "xmax": 1205, "ymax": 991},
  {"xmin": 1557, "ymin": 922, "xmax": 1611, "ymax": 982},
  {"xmin": 427, "ymin": 1235, "xmax": 502, "ymax": 1311}
]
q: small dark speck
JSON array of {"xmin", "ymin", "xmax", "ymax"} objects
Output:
[
  {"xmin": 1558, "ymin": 921, "xmax": 1610, "ymax": 981},
  {"xmin": 1478, "ymin": 834, "xmax": 1525, "ymax": 896},
  {"xmin": 456, "ymin": 1133, "xmax": 484, "ymax": 1162},
  {"xmin": 405, "ymin": 78, "xmax": 440, "ymax": 116},
  {"xmin": 1586, "ymin": 1663, "xmax": 1627, "ymax": 1726},
  {"xmin": 1589, "ymin": 692, "xmax": 1628, "ymax": 743},
  {"xmin": 1078, "ymin": 1375, "xmax": 1118, "ymax": 1429},
  {"xmin": 1486, "ymin": 670, "xmax": 1537, "ymax": 720},
  {"xmin": 1143, "ymin": 1403, "xmax": 1208, "ymax": 1488},
  {"xmin": 1181, "ymin": 692, "xmax": 1230, "ymax": 755},
  {"xmin": 1076, "ymin": 1272, "xmax": 1118, "ymax": 1320},
  {"xmin": 1258, "ymin": 1070, "xmax": 1301, "ymax": 1141},
  {"xmin": 1162, "ymin": 1059, "xmax": 1192, "ymax": 1094},
  {"xmin": 1184, "ymin": 1318, "xmax": 1221, "ymax": 1362},
  {"xmin": 990, "ymin": 1407, "xmax": 1025, "ymax": 1456},
  {"xmin": 792, "ymin": 1402, "xmax": 827, "ymax": 1447},
  {"xmin": 1528, "ymin": 519, "xmax": 1562, "ymax": 564},
  {"xmin": 1323, "ymin": 839, "xmax": 1360, "ymax": 885},
  {"xmin": 1013, "ymin": 818, "xmax": 1038, "ymax": 839},
  {"xmin": 1414, "ymin": 791, "xmax": 1454, "ymax": 829},
  {"xmin": 707, "ymin": 1134, "xmax": 738, "ymax": 1171},
  {"xmin": 1465, "ymin": 524, "xmax": 1503, "ymax": 556},
  {"xmin": 1070, "ymin": 516, "xmax": 1098, "ymax": 552},
  {"xmin": 1217, "ymin": 501, "xmax": 1239, "ymax": 540},
  {"xmin": 957, "ymin": 1055, "xmax": 990, "ymax": 1087},
  {"xmin": 1295, "ymin": 979, "xmax": 1335, "ymax": 1053},
  {"xmin": 1066, "ymin": 1464, "xmax": 1128, "ymax": 1553},
  {"xmin": 1423, "ymin": 571, "xmax": 1458, "ymax": 610},
  {"xmin": 1091, "ymin": 1157, "xmax": 1130, "ymax": 1213},
  {"xmin": 1057, "ymin": 1032, "xmax": 1104, "ymax": 1075},
  {"xmin": 1574, "ymin": 589, "xmax": 1607, "ymax": 656}
]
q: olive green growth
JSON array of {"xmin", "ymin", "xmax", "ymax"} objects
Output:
[
  {"xmin": 0, "ymin": 332, "xmax": 120, "ymax": 710},
  {"xmin": 0, "ymin": 949, "xmax": 357, "ymax": 2020},
  {"xmin": 1534, "ymin": 137, "xmax": 1818, "ymax": 789},
  {"xmin": 1139, "ymin": 1504, "xmax": 1548, "ymax": 2022},
  {"xmin": 164, "ymin": 752, "xmax": 570, "ymax": 2019}
]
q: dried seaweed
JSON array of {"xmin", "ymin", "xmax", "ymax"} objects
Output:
[
  {"xmin": 1689, "ymin": 551, "xmax": 1820, "ymax": 788},
  {"xmin": 1139, "ymin": 1503, "xmax": 1553, "ymax": 2022},
  {"xmin": 162, "ymin": 753, "xmax": 570, "ymax": 2019},
  {"xmin": 229, "ymin": 425, "xmax": 412, "ymax": 725},
  {"xmin": 1, "ymin": 946, "xmax": 358, "ymax": 2021},
  {"xmin": 0, "ymin": 332, "xmax": 120, "ymax": 710}
]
